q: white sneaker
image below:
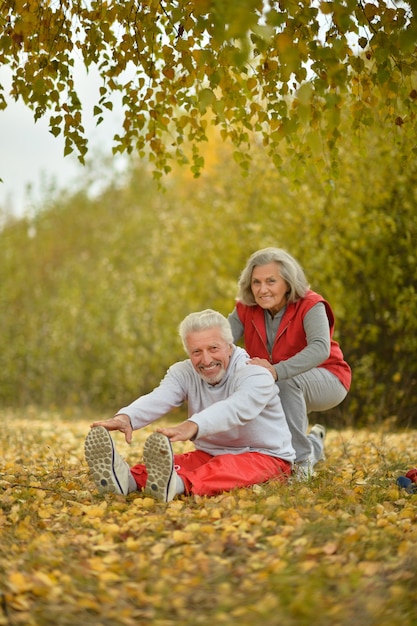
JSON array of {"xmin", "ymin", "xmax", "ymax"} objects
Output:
[
  {"xmin": 292, "ymin": 459, "xmax": 314, "ymax": 482},
  {"xmin": 84, "ymin": 426, "xmax": 130, "ymax": 495},
  {"xmin": 310, "ymin": 424, "xmax": 327, "ymax": 460},
  {"xmin": 143, "ymin": 432, "xmax": 177, "ymax": 502},
  {"xmin": 292, "ymin": 425, "xmax": 327, "ymax": 482}
]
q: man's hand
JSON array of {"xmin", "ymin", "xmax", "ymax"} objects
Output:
[
  {"xmin": 157, "ymin": 420, "xmax": 198, "ymax": 442},
  {"xmin": 247, "ymin": 357, "xmax": 278, "ymax": 380},
  {"xmin": 90, "ymin": 414, "xmax": 133, "ymax": 444}
]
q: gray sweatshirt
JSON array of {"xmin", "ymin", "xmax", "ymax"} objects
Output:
[{"xmin": 118, "ymin": 346, "xmax": 295, "ymax": 462}]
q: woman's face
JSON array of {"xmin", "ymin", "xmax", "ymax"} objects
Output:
[{"xmin": 250, "ymin": 262, "xmax": 289, "ymax": 315}]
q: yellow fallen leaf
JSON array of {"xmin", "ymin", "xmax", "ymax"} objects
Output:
[
  {"xmin": 97, "ymin": 572, "xmax": 122, "ymax": 583},
  {"xmin": 38, "ymin": 506, "xmax": 56, "ymax": 519},
  {"xmin": 172, "ymin": 530, "xmax": 193, "ymax": 543},
  {"xmin": 77, "ymin": 597, "xmax": 102, "ymax": 610},
  {"xmin": 299, "ymin": 560, "xmax": 317, "ymax": 573},
  {"xmin": 398, "ymin": 506, "xmax": 417, "ymax": 520},
  {"xmin": 397, "ymin": 540, "xmax": 413, "ymax": 556},
  {"xmin": 266, "ymin": 534, "xmax": 287, "ymax": 548},
  {"xmin": 82, "ymin": 503, "xmax": 108, "ymax": 517},
  {"xmin": 150, "ymin": 543, "xmax": 166, "ymax": 558},
  {"xmin": 7, "ymin": 594, "xmax": 32, "ymax": 611},
  {"xmin": 322, "ymin": 541, "xmax": 338, "ymax": 555},
  {"xmin": 358, "ymin": 561, "xmax": 380, "ymax": 576},
  {"xmin": 7, "ymin": 572, "xmax": 31, "ymax": 593},
  {"xmin": 183, "ymin": 522, "xmax": 201, "ymax": 533},
  {"xmin": 132, "ymin": 497, "xmax": 156, "ymax": 509}
]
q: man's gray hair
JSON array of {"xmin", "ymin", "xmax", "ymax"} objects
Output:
[
  {"xmin": 237, "ymin": 247, "xmax": 310, "ymax": 306},
  {"xmin": 179, "ymin": 309, "xmax": 233, "ymax": 352}
]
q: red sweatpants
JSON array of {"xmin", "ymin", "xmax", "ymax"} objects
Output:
[{"xmin": 130, "ymin": 450, "xmax": 292, "ymax": 497}]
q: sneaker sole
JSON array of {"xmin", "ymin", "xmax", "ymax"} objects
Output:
[
  {"xmin": 143, "ymin": 432, "xmax": 174, "ymax": 502},
  {"xmin": 84, "ymin": 426, "xmax": 123, "ymax": 494}
]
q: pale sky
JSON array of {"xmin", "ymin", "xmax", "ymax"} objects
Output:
[{"xmin": 0, "ymin": 63, "xmax": 124, "ymax": 217}]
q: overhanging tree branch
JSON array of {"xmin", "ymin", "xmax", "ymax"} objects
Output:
[{"xmin": 0, "ymin": 0, "xmax": 416, "ymax": 178}]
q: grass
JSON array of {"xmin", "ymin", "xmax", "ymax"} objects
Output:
[{"xmin": 0, "ymin": 408, "xmax": 416, "ymax": 626}]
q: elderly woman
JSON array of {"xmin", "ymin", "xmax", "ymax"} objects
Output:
[{"xmin": 228, "ymin": 247, "xmax": 351, "ymax": 479}]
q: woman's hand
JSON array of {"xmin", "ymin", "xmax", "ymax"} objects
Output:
[{"xmin": 247, "ymin": 357, "xmax": 278, "ymax": 380}]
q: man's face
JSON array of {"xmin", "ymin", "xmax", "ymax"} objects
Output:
[{"xmin": 186, "ymin": 327, "xmax": 233, "ymax": 385}]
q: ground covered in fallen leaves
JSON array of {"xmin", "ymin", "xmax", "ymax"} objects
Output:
[{"xmin": 0, "ymin": 409, "xmax": 416, "ymax": 626}]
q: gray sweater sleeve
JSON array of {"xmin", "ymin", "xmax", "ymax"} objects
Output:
[
  {"xmin": 228, "ymin": 307, "xmax": 244, "ymax": 343},
  {"xmin": 275, "ymin": 302, "xmax": 330, "ymax": 380}
]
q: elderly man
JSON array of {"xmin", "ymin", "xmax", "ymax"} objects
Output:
[{"xmin": 85, "ymin": 309, "xmax": 295, "ymax": 502}]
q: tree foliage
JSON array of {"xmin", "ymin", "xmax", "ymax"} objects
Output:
[{"xmin": 1, "ymin": 0, "xmax": 416, "ymax": 177}]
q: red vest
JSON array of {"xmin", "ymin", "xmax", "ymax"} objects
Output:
[{"xmin": 236, "ymin": 290, "xmax": 351, "ymax": 390}]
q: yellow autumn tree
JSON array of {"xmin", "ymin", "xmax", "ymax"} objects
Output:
[{"xmin": 1, "ymin": 0, "xmax": 416, "ymax": 178}]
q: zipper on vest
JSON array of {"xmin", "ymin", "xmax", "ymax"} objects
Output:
[
  {"xmin": 252, "ymin": 320, "xmax": 273, "ymax": 363},
  {"xmin": 269, "ymin": 320, "xmax": 292, "ymax": 363}
]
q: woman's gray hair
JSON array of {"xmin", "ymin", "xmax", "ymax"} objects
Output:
[
  {"xmin": 179, "ymin": 309, "xmax": 234, "ymax": 352},
  {"xmin": 237, "ymin": 247, "xmax": 310, "ymax": 305}
]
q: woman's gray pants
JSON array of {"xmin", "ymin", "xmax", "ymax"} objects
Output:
[{"xmin": 276, "ymin": 368, "xmax": 348, "ymax": 465}]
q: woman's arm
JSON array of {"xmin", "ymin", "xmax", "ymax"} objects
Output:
[
  {"xmin": 274, "ymin": 303, "xmax": 331, "ymax": 380},
  {"xmin": 227, "ymin": 307, "xmax": 244, "ymax": 343}
]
